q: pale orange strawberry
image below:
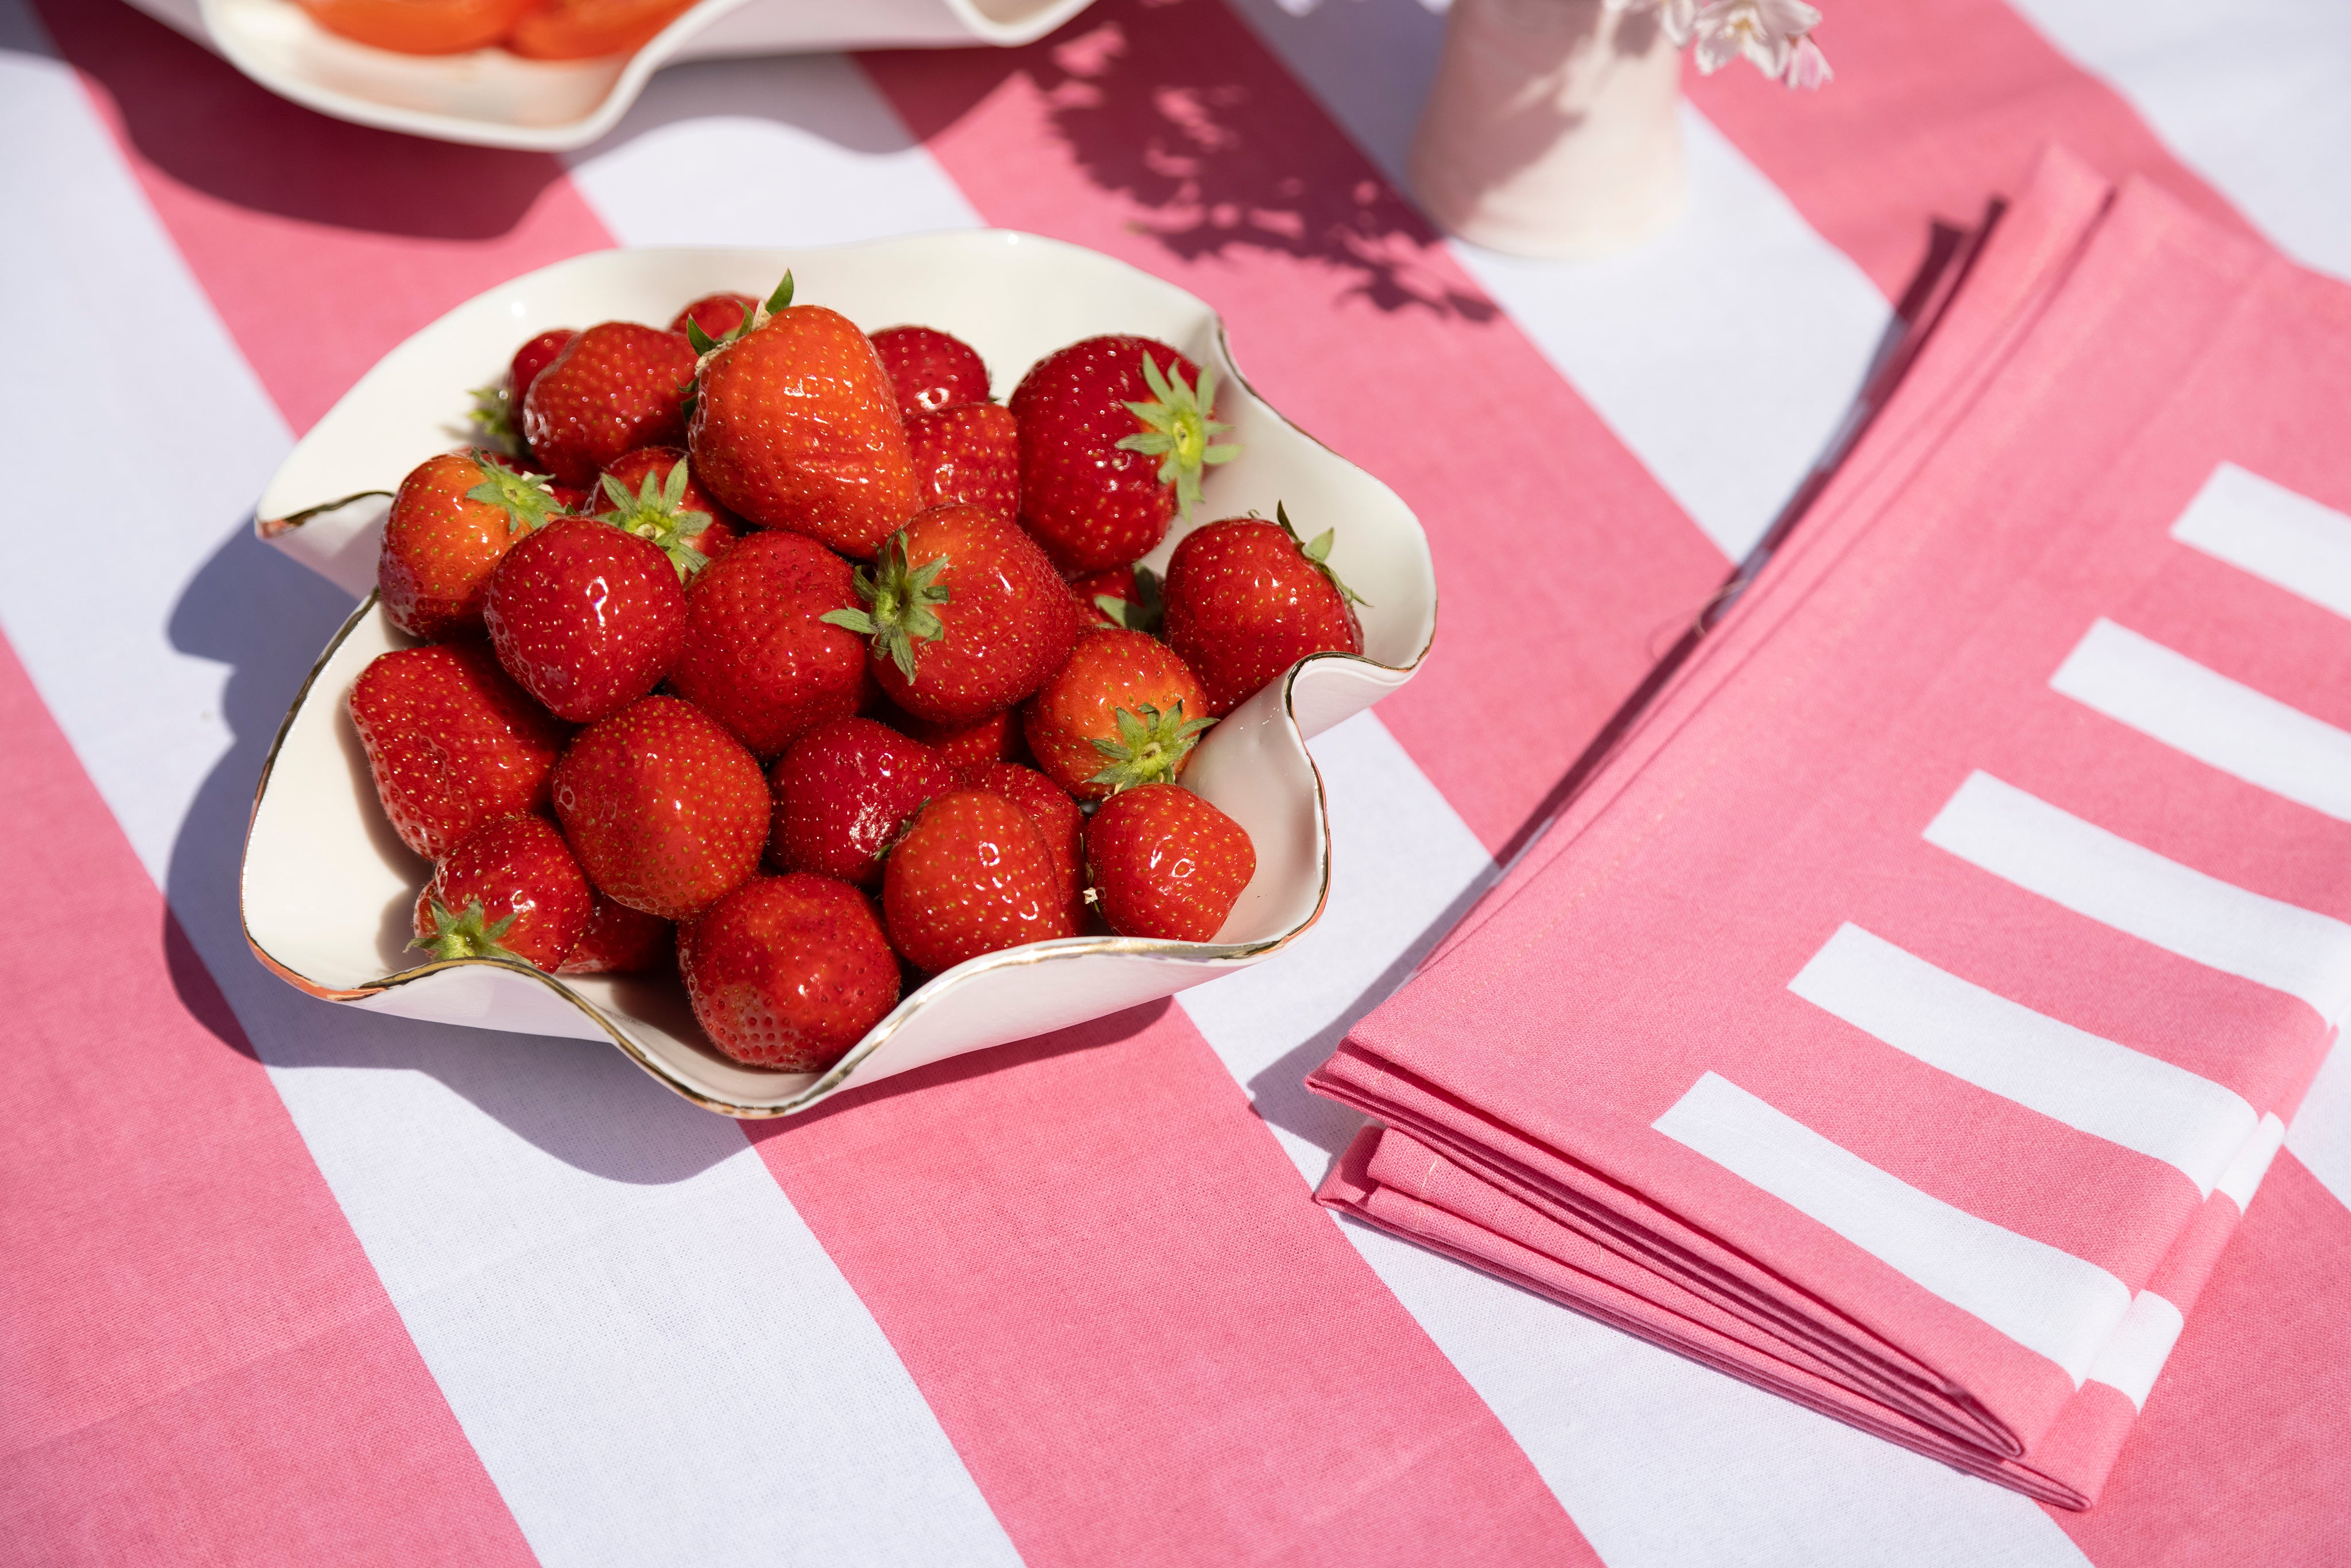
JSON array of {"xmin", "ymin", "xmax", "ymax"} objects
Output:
[{"xmin": 378, "ymin": 450, "xmax": 560, "ymax": 640}]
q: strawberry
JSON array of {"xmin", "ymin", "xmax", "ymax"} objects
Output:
[
  {"xmin": 869, "ymin": 325, "xmax": 990, "ymax": 417},
  {"xmin": 556, "ymin": 891, "xmax": 673, "ymax": 976},
  {"xmin": 596, "ymin": 446, "xmax": 741, "ymax": 570},
  {"xmin": 767, "ymin": 717, "xmax": 957, "ymax": 887},
  {"xmin": 483, "ymin": 517, "xmax": 686, "ymax": 723},
  {"xmin": 522, "ymin": 321, "xmax": 699, "ymax": 487},
  {"xmin": 470, "ymin": 327, "xmax": 576, "ymax": 455},
  {"xmin": 688, "ymin": 274, "xmax": 921, "ymax": 558},
  {"xmin": 1163, "ymin": 504, "xmax": 1367, "ymax": 715},
  {"xmin": 1008, "ymin": 336, "xmax": 1239, "ymax": 574},
  {"xmin": 882, "ymin": 704, "xmax": 1031, "ymax": 781},
  {"xmin": 552, "ymin": 695, "xmax": 768, "ymax": 921},
  {"xmin": 967, "ymin": 761, "xmax": 1087, "ymax": 930},
  {"xmin": 882, "ymin": 789, "xmax": 1074, "ymax": 972},
  {"xmin": 1085, "ymin": 783, "xmax": 1255, "ymax": 942},
  {"xmin": 511, "ymin": 328, "xmax": 579, "ymax": 401},
  {"xmin": 669, "ymin": 293, "xmax": 755, "ymax": 340},
  {"xmin": 378, "ymin": 450, "xmax": 560, "ymax": 640},
  {"xmin": 666, "ymin": 530, "xmax": 866, "ymax": 759},
  {"xmin": 349, "ymin": 641, "xmax": 571, "ymax": 860},
  {"xmin": 1022, "ymin": 628, "xmax": 1213, "ymax": 801},
  {"xmin": 678, "ymin": 874, "xmax": 899, "ymax": 1071},
  {"xmin": 410, "ymin": 813, "xmax": 592, "ymax": 971},
  {"xmin": 1070, "ymin": 563, "xmax": 1162, "ymax": 634},
  {"xmin": 823, "ymin": 504, "xmax": 1078, "ymax": 727},
  {"xmin": 905, "ymin": 401, "xmax": 1019, "ymax": 524}
]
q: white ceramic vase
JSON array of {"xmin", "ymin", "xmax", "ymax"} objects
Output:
[{"xmin": 1409, "ymin": 0, "xmax": 1687, "ymax": 259}]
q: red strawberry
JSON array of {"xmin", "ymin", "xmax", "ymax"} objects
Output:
[
  {"xmin": 688, "ymin": 274, "xmax": 921, "ymax": 558},
  {"xmin": 510, "ymin": 328, "xmax": 578, "ymax": 401},
  {"xmin": 484, "ymin": 517, "xmax": 686, "ymax": 723},
  {"xmin": 378, "ymin": 450, "xmax": 560, "ymax": 640},
  {"xmin": 882, "ymin": 789, "xmax": 1074, "ymax": 972},
  {"xmin": 349, "ymin": 641, "xmax": 571, "ymax": 861},
  {"xmin": 1070, "ymin": 562, "xmax": 1162, "ymax": 634},
  {"xmin": 1009, "ymin": 336, "xmax": 1239, "ymax": 574},
  {"xmin": 596, "ymin": 445, "xmax": 742, "ymax": 569},
  {"xmin": 679, "ymin": 874, "xmax": 899, "ymax": 1070},
  {"xmin": 410, "ymin": 813, "xmax": 592, "ymax": 971},
  {"xmin": 555, "ymin": 891, "xmax": 673, "ymax": 976},
  {"xmin": 1085, "ymin": 783, "xmax": 1255, "ymax": 942},
  {"xmin": 552, "ymin": 695, "xmax": 768, "ymax": 921},
  {"xmin": 967, "ymin": 760, "xmax": 1087, "ymax": 929},
  {"xmin": 1163, "ymin": 504, "xmax": 1367, "ymax": 715},
  {"xmin": 523, "ymin": 321, "xmax": 699, "ymax": 487},
  {"xmin": 667, "ymin": 530, "xmax": 866, "ymax": 759},
  {"xmin": 869, "ymin": 325, "xmax": 990, "ymax": 417},
  {"xmin": 1022, "ymin": 628, "xmax": 1213, "ymax": 800},
  {"xmin": 824, "ymin": 504, "xmax": 1078, "ymax": 727},
  {"xmin": 472, "ymin": 328, "xmax": 577, "ymax": 455},
  {"xmin": 669, "ymin": 293, "xmax": 755, "ymax": 340},
  {"xmin": 905, "ymin": 401, "xmax": 1019, "ymax": 524},
  {"xmin": 767, "ymin": 717, "xmax": 957, "ymax": 887},
  {"xmin": 882, "ymin": 704, "xmax": 1030, "ymax": 781}
]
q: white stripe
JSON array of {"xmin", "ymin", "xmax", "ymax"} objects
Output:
[
  {"xmin": 2085, "ymin": 1291, "xmax": 2186, "ymax": 1411},
  {"xmin": 2053, "ymin": 618, "xmax": 2351, "ymax": 822},
  {"xmin": 2006, "ymin": 0, "xmax": 2351, "ymax": 282},
  {"xmin": 1925, "ymin": 772, "xmax": 2351, "ymax": 1028},
  {"xmin": 2287, "ymin": 1040, "xmax": 2351, "ymax": 1214},
  {"xmin": 2216, "ymin": 1112, "xmax": 2288, "ymax": 1215},
  {"xmin": 1224, "ymin": 0, "xmax": 1889, "ymax": 564},
  {"xmin": 1790, "ymin": 923, "xmax": 2259, "ymax": 1196},
  {"xmin": 2169, "ymin": 462, "xmax": 2351, "ymax": 620},
  {"xmin": 0, "ymin": 22, "xmax": 1017, "ymax": 1566},
  {"xmin": 1655, "ymin": 1072, "xmax": 2135, "ymax": 1384}
]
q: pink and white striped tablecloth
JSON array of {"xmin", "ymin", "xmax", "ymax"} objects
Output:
[{"xmin": 4, "ymin": 2, "xmax": 2346, "ymax": 1565}]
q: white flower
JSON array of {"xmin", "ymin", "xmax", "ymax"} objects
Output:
[
  {"xmin": 1615, "ymin": 0, "xmax": 1700, "ymax": 49},
  {"xmin": 1783, "ymin": 34, "xmax": 1833, "ymax": 90},
  {"xmin": 1689, "ymin": 0, "xmax": 1821, "ymax": 79}
]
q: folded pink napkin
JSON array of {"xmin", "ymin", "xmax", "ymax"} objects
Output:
[{"xmin": 1311, "ymin": 149, "xmax": 2351, "ymax": 1508}]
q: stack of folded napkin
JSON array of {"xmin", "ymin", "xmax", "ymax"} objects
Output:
[{"xmin": 1310, "ymin": 149, "xmax": 2351, "ymax": 1507}]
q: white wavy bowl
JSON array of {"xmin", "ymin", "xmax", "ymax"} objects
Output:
[
  {"xmin": 243, "ymin": 231, "xmax": 1436, "ymax": 1116},
  {"xmin": 122, "ymin": 0, "xmax": 1094, "ymax": 151}
]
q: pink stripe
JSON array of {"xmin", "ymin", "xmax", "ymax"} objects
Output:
[
  {"xmin": 750, "ymin": 1005, "xmax": 1598, "ymax": 1568},
  {"xmin": 1684, "ymin": 0, "xmax": 2261, "ymax": 301},
  {"xmin": 36, "ymin": 0, "xmax": 614, "ymax": 434},
  {"xmin": 861, "ymin": 0, "xmax": 1731, "ymax": 854},
  {"xmin": 0, "ymin": 631, "xmax": 536, "ymax": 1565}
]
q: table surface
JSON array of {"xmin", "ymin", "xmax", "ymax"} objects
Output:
[{"xmin": 5, "ymin": 1, "xmax": 2348, "ymax": 1565}]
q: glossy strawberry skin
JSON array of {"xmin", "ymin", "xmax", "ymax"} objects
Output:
[
  {"xmin": 905, "ymin": 401, "xmax": 1019, "ymax": 525},
  {"xmin": 868, "ymin": 505, "xmax": 1080, "ymax": 727},
  {"xmin": 350, "ymin": 641, "xmax": 571, "ymax": 861},
  {"xmin": 668, "ymin": 530, "xmax": 867, "ymax": 759},
  {"xmin": 669, "ymin": 293, "xmax": 755, "ymax": 340},
  {"xmin": 1010, "ymin": 335, "xmax": 1200, "ymax": 574},
  {"xmin": 378, "ymin": 452, "xmax": 543, "ymax": 640},
  {"xmin": 869, "ymin": 325, "xmax": 990, "ymax": 417},
  {"xmin": 967, "ymin": 761, "xmax": 1087, "ymax": 930},
  {"xmin": 555, "ymin": 891, "xmax": 673, "ymax": 975},
  {"xmin": 688, "ymin": 304, "xmax": 921, "ymax": 558},
  {"xmin": 412, "ymin": 814, "xmax": 592, "ymax": 971},
  {"xmin": 484, "ymin": 518, "xmax": 686, "ymax": 724},
  {"xmin": 552, "ymin": 695, "xmax": 769, "ymax": 921},
  {"xmin": 1022, "ymin": 629, "xmax": 1211, "ymax": 800},
  {"xmin": 1085, "ymin": 784, "xmax": 1255, "ymax": 942},
  {"xmin": 883, "ymin": 790, "xmax": 1075, "ymax": 972},
  {"xmin": 599, "ymin": 446, "xmax": 743, "ymax": 565},
  {"xmin": 509, "ymin": 328, "xmax": 577, "ymax": 405},
  {"xmin": 767, "ymin": 717, "xmax": 957, "ymax": 887},
  {"xmin": 523, "ymin": 321, "xmax": 699, "ymax": 487},
  {"xmin": 882, "ymin": 704, "xmax": 1030, "ymax": 782},
  {"xmin": 679, "ymin": 874, "xmax": 899, "ymax": 1070},
  {"xmin": 1162, "ymin": 518, "xmax": 1363, "ymax": 715},
  {"xmin": 1070, "ymin": 564, "xmax": 1142, "ymax": 631}
]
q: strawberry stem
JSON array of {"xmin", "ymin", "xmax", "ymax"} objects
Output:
[
  {"xmin": 409, "ymin": 898, "xmax": 523, "ymax": 964},
  {"xmin": 1093, "ymin": 564, "xmax": 1164, "ymax": 635},
  {"xmin": 1085, "ymin": 700, "xmax": 1216, "ymax": 792},
  {"xmin": 1275, "ymin": 501, "xmax": 1371, "ymax": 608},
  {"xmin": 595, "ymin": 462, "xmax": 713, "ymax": 580},
  {"xmin": 821, "ymin": 531, "xmax": 951, "ymax": 682},
  {"xmin": 1115, "ymin": 352, "xmax": 1240, "ymax": 518},
  {"xmin": 464, "ymin": 452, "xmax": 561, "ymax": 537}
]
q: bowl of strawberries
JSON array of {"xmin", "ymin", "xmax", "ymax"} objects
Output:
[{"xmin": 243, "ymin": 230, "xmax": 1435, "ymax": 1116}]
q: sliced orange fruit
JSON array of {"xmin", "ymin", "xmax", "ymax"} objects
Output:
[
  {"xmin": 297, "ymin": 0, "xmax": 538, "ymax": 55},
  {"xmin": 505, "ymin": 0, "xmax": 698, "ymax": 60}
]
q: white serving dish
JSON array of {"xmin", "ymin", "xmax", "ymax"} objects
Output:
[
  {"xmin": 123, "ymin": 0, "xmax": 1093, "ymax": 151},
  {"xmin": 243, "ymin": 231, "xmax": 1436, "ymax": 1116}
]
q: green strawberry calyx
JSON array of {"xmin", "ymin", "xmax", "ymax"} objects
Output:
[
  {"xmin": 468, "ymin": 382, "xmax": 520, "ymax": 455},
  {"xmin": 464, "ymin": 451, "xmax": 561, "ymax": 537},
  {"xmin": 1116, "ymin": 352, "xmax": 1240, "ymax": 518},
  {"xmin": 821, "ymin": 530, "xmax": 952, "ymax": 682},
  {"xmin": 1087, "ymin": 700, "xmax": 1216, "ymax": 793},
  {"xmin": 1094, "ymin": 565, "xmax": 1164, "ymax": 634},
  {"xmin": 1274, "ymin": 501, "xmax": 1371, "ymax": 608},
  {"xmin": 595, "ymin": 463, "xmax": 714, "ymax": 580},
  {"xmin": 683, "ymin": 271, "xmax": 797, "ymax": 421},
  {"xmin": 408, "ymin": 898, "xmax": 523, "ymax": 964}
]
